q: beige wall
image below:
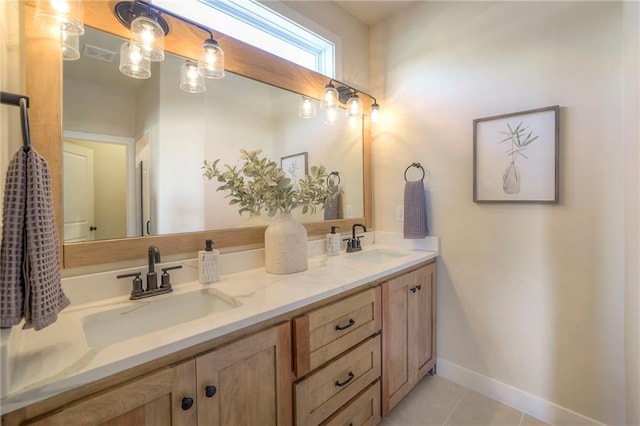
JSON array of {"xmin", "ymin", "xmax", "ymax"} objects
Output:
[
  {"xmin": 268, "ymin": 1, "xmax": 370, "ymax": 90},
  {"xmin": 370, "ymin": 2, "xmax": 631, "ymax": 424},
  {"xmin": 623, "ymin": 2, "xmax": 640, "ymax": 425}
]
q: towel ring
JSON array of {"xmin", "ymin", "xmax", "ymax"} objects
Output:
[
  {"xmin": 328, "ymin": 171, "xmax": 341, "ymax": 185},
  {"xmin": 404, "ymin": 163, "xmax": 425, "ymax": 182}
]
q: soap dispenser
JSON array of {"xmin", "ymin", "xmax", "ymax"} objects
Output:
[
  {"xmin": 198, "ymin": 239, "xmax": 220, "ymax": 284},
  {"xmin": 326, "ymin": 226, "xmax": 341, "ymax": 256}
]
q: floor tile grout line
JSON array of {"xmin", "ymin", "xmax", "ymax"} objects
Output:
[{"xmin": 442, "ymin": 386, "xmax": 468, "ymax": 426}]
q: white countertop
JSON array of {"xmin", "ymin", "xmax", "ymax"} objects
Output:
[{"xmin": 0, "ymin": 233, "xmax": 438, "ymax": 415}]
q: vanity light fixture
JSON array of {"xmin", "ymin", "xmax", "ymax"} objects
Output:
[
  {"xmin": 180, "ymin": 60, "xmax": 206, "ymax": 93},
  {"xmin": 35, "ymin": 0, "xmax": 85, "ymax": 36},
  {"xmin": 198, "ymin": 38, "xmax": 225, "ymax": 79},
  {"xmin": 114, "ymin": 1, "xmax": 225, "ymax": 87},
  {"xmin": 321, "ymin": 79, "xmax": 381, "ymax": 125},
  {"xmin": 298, "ymin": 96, "xmax": 316, "ymax": 119},
  {"xmin": 115, "ymin": 1, "xmax": 168, "ymax": 62}
]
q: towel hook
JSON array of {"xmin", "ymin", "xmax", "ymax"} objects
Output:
[
  {"xmin": 404, "ymin": 163, "xmax": 425, "ymax": 182},
  {"xmin": 327, "ymin": 171, "xmax": 341, "ymax": 185}
]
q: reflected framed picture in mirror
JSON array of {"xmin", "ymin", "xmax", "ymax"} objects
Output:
[{"xmin": 281, "ymin": 152, "xmax": 308, "ymax": 185}]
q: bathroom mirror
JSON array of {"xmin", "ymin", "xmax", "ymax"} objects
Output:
[
  {"xmin": 62, "ymin": 28, "xmax": 364, "ymax": 242},
  {"xmin": 24, "ymin": 1, "xmax": 372, "ymax": 268}
]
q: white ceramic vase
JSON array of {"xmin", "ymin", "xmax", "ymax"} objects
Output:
[{"xmin": 264, "ymin": 212, "xmax": 308, "ymax": 274}]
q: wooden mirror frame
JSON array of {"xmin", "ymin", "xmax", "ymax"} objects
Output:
[{"xmin": 24, "ymin": 1, "xmax": 373, "ymax": 268}]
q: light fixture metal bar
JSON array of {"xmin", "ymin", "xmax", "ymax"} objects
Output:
[{"xmin": 327, "ymin": 78, "xmax": 378, "ymax": 105}]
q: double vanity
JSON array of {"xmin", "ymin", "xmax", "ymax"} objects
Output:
[{"xmin": 1, "ymin": 233, "xmax": 438, "ymax": 425}]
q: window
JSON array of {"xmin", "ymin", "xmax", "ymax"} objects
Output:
[{"xmin": 154, "ymin": 0, "xmax": 335, "ymax": 77}]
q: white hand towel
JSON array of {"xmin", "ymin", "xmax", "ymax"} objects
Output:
[{"xmin": 1, "ymin": 148, "xmax": 69, "ymax": 330}]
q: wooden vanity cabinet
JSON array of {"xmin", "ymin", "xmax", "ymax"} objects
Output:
[
  {"xmin": 14, "ymin": 323, "xmax": 291, "ymax": 426},
  {"xmin": 293, "ymin": 287, "xmax": 381, "ymax": 426},
  {"xmin": 381, "ymin": 261, "xmax": 437, "ymax": 416},
  {"xmin": 25, "ymin": 361, "xmax": 197, "ymax": 426},
  {"xmin": 195, "ymin": 322, "xmax": 292, "ymax": 426}
]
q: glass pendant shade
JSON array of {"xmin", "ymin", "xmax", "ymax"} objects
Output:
[
  {"xmin": 324, "ymin": 107, "xmax": 338, "ymax": 125},
  {"xmin": 35, "ymin": 0, "xmax": 84, "ymax": 35},
  {"xmin": 130, "ymin": 15, "xmax": 164, "ymax": 61},
  {"xmin": 61, "ymin": 25, "xmax": 80, "ymax": 61},
  {"xmin": 345, "ymin": 94, "xmax": 362, "ymax": 118},
  {"xmin": 180, "ymin": 61, "xmax": 206, "ymax": 93},
  {"xmin": 370, "ymin": 103, "xmax": 380, "ymax": 123},
  {"xmin": 298, "ymin": 96, "xmax": 316, "ymax": 118},
  {"xmin": 119, "ymin": 42, "xmax": 151, "ymax": 79},
  {"xmin": 198, "ymin": 39, "xmax": 225, "ymax": 79},
  {"xmin": 322, "ymin": 83, "xmax": 338, "ymax": 109}
]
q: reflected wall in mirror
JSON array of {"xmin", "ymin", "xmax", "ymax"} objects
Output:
[{"xmin": 62, "ymin": 28, "xmax": 364, "ymax": 243}]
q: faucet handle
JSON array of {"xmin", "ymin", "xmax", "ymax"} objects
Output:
[
  {"xmin": 117, "ymin": 272, "xmax": 144, "ymax": 299},
  {"xmin": 160, "ymin": 265, "xmax": 182, "ymax": 290}
]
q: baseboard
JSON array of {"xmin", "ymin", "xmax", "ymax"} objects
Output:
[{"xmin": 436, "ymin": 359, "xmax": 606, "ymax": 426}]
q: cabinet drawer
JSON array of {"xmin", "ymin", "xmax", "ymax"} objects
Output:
[
  {"xmin": 294, "ymin": 287, "xmax": 381, "ymax": 377},
  {"xmin": 295, "ymin": 335, "xmax": 381, "ymax": 426},
  {"xmin": 321, "ymin": 380, "xmax": 381, "ymax": 426}
]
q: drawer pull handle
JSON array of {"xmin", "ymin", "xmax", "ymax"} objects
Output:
[
  {"xmin": 181, "ymin": 397, "xmax": 194, "ymax": 410},
  {"xmin": 335, "ymin": 319, "xmax": 355, "ymax": 331},
  {"xmin": 205, "ymin": 385, "xmax": 217, "ymax": 398},
  {"xmin": 335, "ymin": 372, "xmax": 355, "ymax": 387}
]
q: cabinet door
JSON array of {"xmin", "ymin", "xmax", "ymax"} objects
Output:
[
  {"xmin": 381, "ymin": 270, "xmax": 413, "ymax": 415},
  {"xmin": 195, "ymin": 322, "xmax": 292, "ymax": 426},
  {"xmin": 28, "ymin": 361, "xmax": 197, "ymax": 426},
  {"xmin": 413, "ymin": 262, "xmax": 437, "ymax": 381}
]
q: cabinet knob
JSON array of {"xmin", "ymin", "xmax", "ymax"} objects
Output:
[
  {"xmin": 416, "ymin": 285, "xmax": 422, "ymax": 291},
  {"xmin": 205, "ymin": 385, "xmax": 217, "ymax": 398},
  {"xmin": 181, "ymin": 397, "xmax": 194, "ymax": 410},
  {"xmin": 335, "ymin": 318, "xmax": 355, "ymax": 331},
  {"xmin": 410, "ymin": 287, "xmax": 417, "ymax": 293}
]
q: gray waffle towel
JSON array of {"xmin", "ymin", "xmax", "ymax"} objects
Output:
[
  {"xmin": 403, "ymin": 180, "xmax": 428, "ymax": 239},
  {"xmin": 323, "ymin": 189, "xmax": 344, "ymax": 221},
  {"xmin": 1, "ymin": 148, "xmax": 69, "ymax": 330}
]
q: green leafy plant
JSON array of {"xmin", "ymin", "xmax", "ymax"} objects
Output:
[
  {"xmin": 499, "ymin": 122, "xmax": 539, "ymax": 162},
  {"xmin": 203, "ymin": 149, "xmax": 339, "ymax": 217}
]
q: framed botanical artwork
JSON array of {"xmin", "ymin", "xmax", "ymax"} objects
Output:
[
  {"xmin": 281, "ymin": 152, "xmax": 308, "ymax": 185},
  {"xmin": 473, "ymin": 105, "xmax": 560, "ymax": 203}
]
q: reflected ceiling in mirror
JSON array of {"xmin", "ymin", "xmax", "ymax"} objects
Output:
[{"xmin": 62, "ymin": 27, "xmax": 364, "ymax": 243}]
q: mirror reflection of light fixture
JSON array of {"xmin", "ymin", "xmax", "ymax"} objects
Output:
[
  {"xmin": 119, "ymin": 42, "xmax": 151, "ymax": 79},
  {"xmin": 180, "ymin": 60, "xmax": 206, "ymax": 93},
  {"xmin": 324, "ymin": 107, "xmax": 338, "ymax": 125},
  {"xmin": 320, "ymin": 79, "xmax": 381, "ymax": 126},
  {"xmin": 61, "ymin": 25, "xmax": 80, "ymax": 61},
  {"xmin": 35, "ymin": 0, "xmax": 84, "ymax": 35},
  {"xmin": 199, "ymin": 38, "xmax": 225, "ymax": 79},
  {"xmin": 298, "ymin": 96, "xmax": 316, "ymax": 119}
]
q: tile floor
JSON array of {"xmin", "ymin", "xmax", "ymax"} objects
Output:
[{"xmin": 381, "ymin": 375, "xmax": 551, "ymax": 426}]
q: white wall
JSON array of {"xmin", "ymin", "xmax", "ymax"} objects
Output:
[{"xmin": 371, "ymin": 2, "xmax": 630, "ymax": 424}]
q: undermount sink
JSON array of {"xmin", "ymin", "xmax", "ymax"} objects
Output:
[
  {"xmin": 82, "ymin": 288, "xmax": 241, "ymax": 348},
  {"xmin": 346, "ymin": 248, "xmax": 410, "ymax": 263}
]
